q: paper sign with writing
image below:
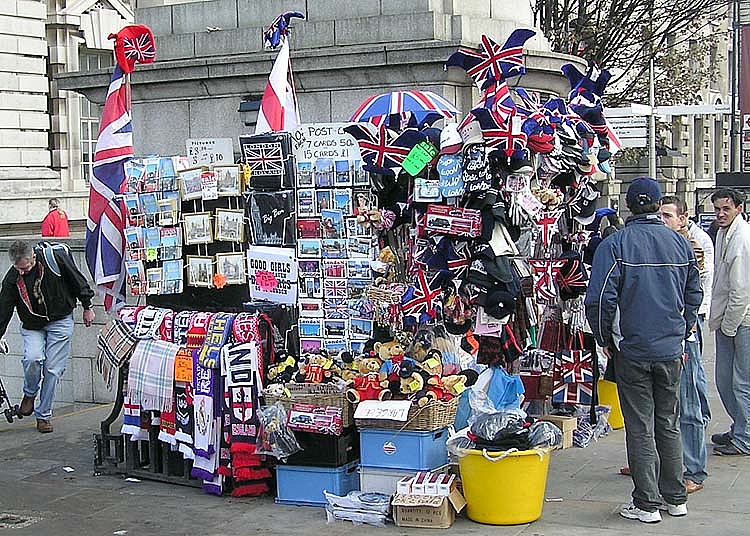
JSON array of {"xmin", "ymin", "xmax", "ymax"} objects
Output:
[
  {"xmin": 402, "ymin": 141, "xmax": 439, "ymax": 177},
  {"xmin": 186, "ymin": 138, "xmax": 234, "ymax": 167},
  {"xmin": 354, "ymin": 400, "xmax": 413, "ymax": 422},
  {"xmin": 292, "ymin": 123, "xmax": 363, "ymax": 162},
  {"xmin": 200, "ymin": 171, "xmax": 218, "ymax": 200},
  {"xmin": 437, "ymin": 154, "xmax": 464, "ymax": 197},
  {"xmin": 246, "ymin": 246, "xmax": 297, "ymax": 304},
  {"xmin": 174, "ymin": 349, "xmax": 194, "ymax": 383}
]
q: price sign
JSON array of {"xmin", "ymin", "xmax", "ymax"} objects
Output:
[
  {"xmin": 186, "ymin": 138, "xmax": 234, "ymax": 167},
  {"xmin": 174, "ymin": 349, "xmax": 194, "ymax": 383}
]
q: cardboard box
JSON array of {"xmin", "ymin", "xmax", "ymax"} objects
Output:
[
  {"xmin": 392, "ymin": 490, "xmax": 467, "ymax": 529},
  {"xmin": 540, "ymin": 415, "xmax": 577, "ymax": 449},
  {"xmin": 411, "ymin": 471, "xmax": 430, "ymax": 495}
]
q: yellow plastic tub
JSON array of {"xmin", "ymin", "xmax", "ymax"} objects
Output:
[
  {"xmin": 458, "ymin": 448, "xmax": 551, "ymax": 525},
  {"xmin": 598, "ymin": 379, "xmax": 625, "ymax": 429}
]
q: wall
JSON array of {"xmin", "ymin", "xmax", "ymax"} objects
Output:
[{"xmin": 0, "ymin": 237, "xmax": 115, "ymax": 409}]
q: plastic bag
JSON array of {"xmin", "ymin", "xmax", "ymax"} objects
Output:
[
  {"xmin": 325, "ymin": 506, "xmax": 387, "ymax": 527},
  {"xmin": 323, "ymin": 490, "xmax": 391, "ymax": 514},
  {"xmin": 255, "ymin": 402, "xmax": 301, "ymax": 461},
  {"xmin": 470, "ymin": 411, "xmax": 526, "ymax": 443},
  {"xmin": 446, "ymin": 426, "xmax": 476, "ymax": 458},
  {"xmin": 528, "ymin": 420, "xmax": 563, "ymax": 449}
]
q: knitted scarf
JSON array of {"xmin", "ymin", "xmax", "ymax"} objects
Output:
[
  {"xmin": 193, "ymin": 350, "xmax": 216, "ymax": 458},
  {"xmin": 133, "ymin": 306, "xmax": 170, "ymax": 340},
  {"xmin": 197, "ymin": 312, "xmax": 235, "ymax": 369},
  {"xmin": 186, "ymin": 312, "xmax": 215, "ymax": 349},
  {"xmin": 117, "ymin": 306, "xmax": 145, "ymax": 331},
  {"xmin": 191, "ymin": 416, "xmax": 221, "ymax": 480},
  {"xmin": 96, "ymin": 318, "xmax": 138, "ymax": 389},
  {"xmin": 174, "ymin": 381, "xmax": 194, "ymax": 458},
  {"xmin": 173, "ymin": 311, "xmax": 194, "ymax": 346},
  {"xmin": 121, "ymin": 392, "xmax": 148, "ymax": 440},
  {"xmin": 127, "ymin": 339, "xmax": 180, "ymax": 412}
]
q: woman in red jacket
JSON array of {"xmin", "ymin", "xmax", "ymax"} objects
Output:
[{"xmin": 41, "ymin": 199, "xmax": 70, "ymax": 237}]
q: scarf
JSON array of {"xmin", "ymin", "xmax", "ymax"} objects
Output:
[
  {"xmin": 127, "ymin": 339, "xmax": 180, "ymax": 412},
  {"xmin": 158, "ymin": 406, "xmax": 177, "ymax": 445},
  {"xmin": 197, "ymin": 312, "xmax": 235, "ymax": 369},
  {"xmin": 232, "ymin": 313, "xmax": 259, "ymax": 343},
  {"xmin": 173, "ymin": 311, "xmax": 194, "ymax": 346},
  {"xmin": 193, "ymin": 350, "xmax": 216, "ymax": 458},
  {"xmin": 117, "ymin": 306, "xmax": 145, "ymax": 330},
  {"xmin": 218, "ymin": 393, "xmax": 232, "ymax": 477},
  {"xmin": 174, "ymin": 381, "xmax": 194, "ymax": 453},
  {"xmin": 133, "ymin": 306, "xmax": 170, "ymax": 339},
  {"xmin": 191, "ymin": 416, "xmax": 221, "ymax": 480},
  {"xmin": 96, "ymin": 318, "xmax": 138, "ymax": 389},
  {"xmin": 16, "ymin": 262, "xmax": 47, "ymax": 319},
  {"xmin": 158, "ymin": 310, "xmax": 174, "ymax": 342},
  {"xmin": 186, "ymin": 312, "xmax": 215, "ymax": 349},
  {"xmin": 121, "ymin": 392, "xmax": 149, "ymax": 441}
]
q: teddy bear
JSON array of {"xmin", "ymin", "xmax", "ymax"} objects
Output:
[
  {"xmin": 266, "ymin": 354, "xmax": 299, "ymax": 384},
  {"xmin": 442, "ymin": 369, "xmax": 480, "ymax": 397},
  {"xmin": 338, "ymin": 351, "xmax": 361, "ymax": 383},
  {"xmin": 374, "ymin": 340, "xmax": 415, "ymax": 396},
  {"xmin": 346, "ymin": 355, "xmax": 392, "ymax": 403},
  {"xmin": 295, "ymin": 351, "xmax": 340, "ymax": 384},
  {"xmin": 399, "ymin": 360, "xmax": 435, "ymax": 407}
]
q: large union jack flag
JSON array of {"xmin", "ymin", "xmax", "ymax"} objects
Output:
[
  {"xmin": 242, "ymin": 142, "xmax": 283, "ymax": 176},
  {"xmin": 86, "ymin": 64, "xmax": 133, "ymax": 312},
  {"xmin": 472, "ymin": 107, "xmax": 528, "ymax": 156}
]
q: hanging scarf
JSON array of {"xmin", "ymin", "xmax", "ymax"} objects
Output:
[
  {"xmin": 173, "ymin": 311, "xmax": 194, "ymax": 346},
  {"xmin": 218, "ymin": 390, "xmax": 233, "ymax": 477},
  {"xmin": 197, "ymin": 312, "xmax": 235, "ymax": 369},
  {"xmin": 174, "ymin": 381, "xmax": 194, "ymax": 456},
  {"xmin": 186, "ymin": 312, "xmax": 215, "ymax": 349},
  {"xmin": 158, "ymin": 406, "xmax": 177, "ymax": 445},
  {"xmin": 158, "ymin": 310, "xmax": 174, "ymax": 342},
  {"xmin": 121, "ymin": 392, "xmax": 147, "ymax": 439},
  {"xmin": 191, "ymin": 416, "xmax": 221, "ymax": 480},
  {"xmin": 133, "ymin": 306, "xmax": 170, "ymax": 339},
  {"xmin": 96, "ymin": 318, "xmax": 138, "ymax": 389},
  {"xmin": 118, "ymin": 306, "xmax": 145, "ymax": 331},
  {"xmin": 232, "ymin": 313, "xmax": 259, "ymax": 343},
  {"xmin": 193, "ymin": 351, "xmax": 216, "ymax": 458},
  {"xmin": 127, "ymin": 338, "xmax": 180, "ymax": 412}
]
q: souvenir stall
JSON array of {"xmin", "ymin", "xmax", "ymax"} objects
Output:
[{"xmin": 92, "ymin": 20, "xmax": 621, "ymax": 529}]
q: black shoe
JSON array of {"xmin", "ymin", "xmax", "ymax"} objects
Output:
[
  {"xmin": 711, "ymin": 432, "xmax": 732, "ymax": 446},
  {"xmin": 713, "ymin": 443, "xmax": 748, "ymax": 456}
]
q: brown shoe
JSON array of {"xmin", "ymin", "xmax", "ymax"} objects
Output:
[
  {"xmin": 19, "ymin": 395, "xmax": 35, "ymax": 416},
  {"xmin": 36, "ymin": 419, "xmax": 53, "ymax": 433},
  {"xmin": 685, "ymin": 479, "xmax": 704, "ymax": 494},
  {"xmin": 619, "ymin": 466, "xmax": 631, "ymax": 476}
]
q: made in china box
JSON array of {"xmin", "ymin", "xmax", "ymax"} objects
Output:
[{"xmin": 391, "ymin": 489, "xmax": 466, "ymax": 529}]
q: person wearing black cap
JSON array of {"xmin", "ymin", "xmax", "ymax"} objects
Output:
[{"xmin": 585, "ymin": 177, "xmax": 703, "ymax": 523}]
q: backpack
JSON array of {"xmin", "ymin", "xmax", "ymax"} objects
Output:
[{"xmin": 34, "ymin": 241, "xmax": 74, "ymax": 277}]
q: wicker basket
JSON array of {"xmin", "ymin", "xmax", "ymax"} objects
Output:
[
  {"xmin": 355, "ymin": 397, "xmax": 459, "ymax": 432},
  {"xmin": 366, "ymin": 282, "xmax": 406, "ymax": 305},
  {"xmin": 264, "ymin": 383, "xmax": 354, "ymax": 428}
]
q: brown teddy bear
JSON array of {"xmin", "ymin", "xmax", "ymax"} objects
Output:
[
  {"xmin": 339, "ymin": 351, "xmax": 361, "ymax": 383},
  {"xmin": 295, "ymin": 351, "xmax": 339, "ymax": 383},
  {"xmin": 442, "ymin": 369, "xmax": 480, "ymax": 397},
  {"xmin": 399, "ymin": 368, "xmax": 436, "ymax": 407},
  {"xmin": 346, "ymin": 355, "xmax": 392, "ymax": 403},
  {"xmin": 375, "ymin": 340, "xmax": 415, "ymax": 396}
]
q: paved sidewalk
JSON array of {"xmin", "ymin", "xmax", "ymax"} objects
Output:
[{"xmin": 1, "ymin": 344, "xmax": 749, "ymax": 535}]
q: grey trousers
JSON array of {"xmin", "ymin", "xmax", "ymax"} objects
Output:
[{"xmin": 615, "ymin": 356, "xmax": 687, "ymax": 511}]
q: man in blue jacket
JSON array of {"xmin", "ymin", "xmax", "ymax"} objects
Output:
[{"xmin": 585, "ymin": 178, "xmax": 703, "ymax": 523}]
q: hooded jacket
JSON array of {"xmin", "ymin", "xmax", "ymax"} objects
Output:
[
  {"xmin": 585, "ymin": 213, "xmax": 703, "ymax": 361},
  {"xmin": 709, "ymin": 214, "xmax": 750, "ymax": 336},
  {"xmin": 0, "ymin": 248, "xmax": 94, "ymax": 335}
]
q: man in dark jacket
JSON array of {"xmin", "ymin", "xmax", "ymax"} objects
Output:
[
  {"xmin": 585, "ymin": 178, "xmax": 703, "ymax": 523},
  {"xmin": 0, "ymin": 240, "xmax": 95, "ymax": 433}
]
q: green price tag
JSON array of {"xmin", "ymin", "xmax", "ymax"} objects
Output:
[{"xmin": 401, "ymin": 141, "xmax": 439, "ymax": 176}]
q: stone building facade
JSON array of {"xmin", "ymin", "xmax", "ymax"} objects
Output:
[{"xmin": 0, "ymin": 0, "xmax": 132, "ymax": 230}]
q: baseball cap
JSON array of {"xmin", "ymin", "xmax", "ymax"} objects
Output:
[{"xmin": 626, "ymin": 177, "xmax": 662, "ymax": 208}]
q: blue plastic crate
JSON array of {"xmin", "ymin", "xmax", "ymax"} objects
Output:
[
  {"xmin": 275, "ymin": 460, "xmax": 360, "ymax": 506},
  {"xmin": 359, "ymin": 427, "xmax": 449, "ymax": 471}
]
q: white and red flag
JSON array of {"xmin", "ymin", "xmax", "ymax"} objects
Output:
[{"xmin": 255, "ymin": 38, "xmax": 300, "ymax": 134}]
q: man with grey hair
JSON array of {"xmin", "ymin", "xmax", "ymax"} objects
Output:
[{"xmin": 0, "ymin": 240, "xmax": 95, "ymax": 432}]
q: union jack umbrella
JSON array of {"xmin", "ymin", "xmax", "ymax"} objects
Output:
[
  {"xmin": 343, "ymin": 123, "xmax": 421, "ymax": 173},
  {"xmin": 535, "ymin": 210, "xmax": 564, "ymax": 248},
  {"xmin": 445, "ymin": 29, "xmax": 536, "ymax": 87},
  {"xmin": 401, "ymin": 269, "xmax": 443, "ymax": 324},
  {"xmin": 472, "ymin": 107, "xmax": 528, "ymax": 157},
  {"xmin": 349, "ymin": 90, "xmax": 460, "ymax": 123},
  {"xmin": 529, "ymin": 259, "xmax": 565, "ymax": 303},
  {"xmin": 109, "ymin": 25, "xmax": 156, "ymax": 74}
]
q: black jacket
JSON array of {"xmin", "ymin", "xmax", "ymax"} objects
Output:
[{"xmin": 0, "ymin": 249, "xmax": 94, "ymax": 335}]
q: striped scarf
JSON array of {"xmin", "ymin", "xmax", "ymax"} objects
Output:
[
  {"xmin": 127, "ymin": 338, "xmax": 180, "ymax": 412},
  {"xmin": 197, "ymin": 312, "xmax": 235, "ymax": 369}
]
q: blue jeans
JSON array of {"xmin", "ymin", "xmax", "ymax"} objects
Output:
[
  {"xmin": 696, "ymin": 316, "xmax": 712, "ymax": 424},
  {"xmin": 715, "ymin": 326, "xmax": 750, "ymax": 453},
  {"xmin": 616, "ymin": 356, "xmax": 686, "ymax": 511},
  {"xmin": 20, "ymin": 314, "xmax": 74, "ymax": 420},
  {"xmin": 681, "ymin": 336, "xmax": 709, "ymax": 483}
]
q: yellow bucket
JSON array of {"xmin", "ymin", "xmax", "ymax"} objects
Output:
[
  {"xmin": 598, "ymin": 379, "xmax": 625, "ymax": 429},
  {"xmin": 458, "ymin": 448, "xmax": 550, "ymax": 525}
]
